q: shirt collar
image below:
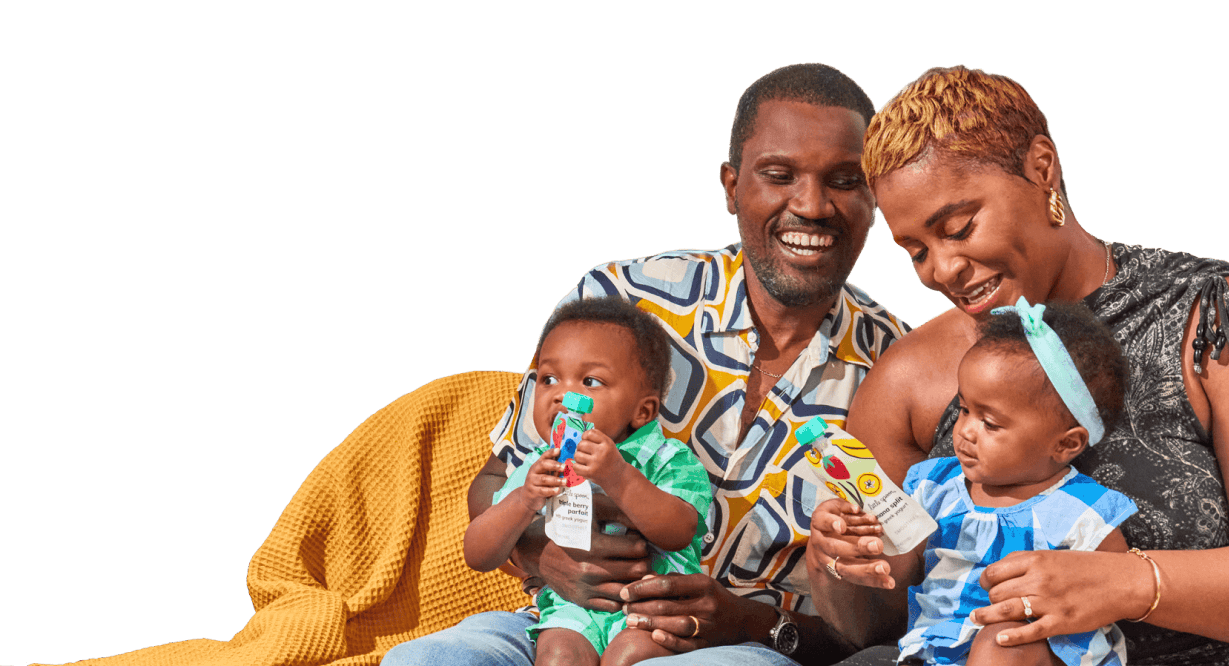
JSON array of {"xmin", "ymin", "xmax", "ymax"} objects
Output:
[{"xmin": 701, "ymin": 246, "xmax": 875, "ymax": 372}]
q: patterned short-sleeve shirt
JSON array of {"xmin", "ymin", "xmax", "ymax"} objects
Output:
[{"xmin": 490, "ymin": 245, "xmax": 909, "ymax": 614}]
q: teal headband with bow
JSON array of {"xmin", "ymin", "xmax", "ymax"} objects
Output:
[{"xmin": 990, "ymin": 297, "xmax": 1106, "ymax": 445}]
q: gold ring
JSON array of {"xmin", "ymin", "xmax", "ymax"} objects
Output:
[
  {"xmin": 826, "ymin": 556, "xmax": 843, "ymax": 580},
  {"xmin": 1021, "ymin": 596, "xmax": 1034, "ymax": 620},
  {"xmin": 688, "ymin": 615, "xmax": 700, "ymax": 638}
]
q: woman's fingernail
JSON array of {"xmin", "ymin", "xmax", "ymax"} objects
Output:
[{"xmin": 997, "ymin": 633, "xmax": 1008, "ymax": 645}]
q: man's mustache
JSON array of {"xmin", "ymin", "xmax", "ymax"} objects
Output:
[{"xmin": 774, "ymin": 212, "xmax": 841, "ymax": 233}]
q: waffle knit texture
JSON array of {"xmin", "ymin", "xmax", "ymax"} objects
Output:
[{"xmin": 38, "ymin": 371, "xmax": 526, "ymax": 666}]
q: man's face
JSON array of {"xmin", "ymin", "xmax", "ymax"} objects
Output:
[{"xmin": 721, "ymin": 100, "xmax": 874, "ymax": 309}]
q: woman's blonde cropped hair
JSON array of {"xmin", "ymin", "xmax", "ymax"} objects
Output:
[{"xmin": 862, "ymin": 66, "xmax": 1053, "ymax": 189}]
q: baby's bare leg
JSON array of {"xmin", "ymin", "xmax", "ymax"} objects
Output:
[
  {"xmin": 969, "ymin": 622, "xmax": 1063, "ymax": 666},
  {"xmin": 535, "ymin": 628, "xmax": 600, "ymax": 666},
  {"xmin": 600, "ymin": 628, "xmax": 673, "ymax": 666}
]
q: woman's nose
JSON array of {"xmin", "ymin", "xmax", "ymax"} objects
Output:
[{"xmin": 931, "ymin": 249, "xmax": 971, "ymax": 292}]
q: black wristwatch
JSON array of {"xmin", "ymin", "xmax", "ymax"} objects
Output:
[{"xmin": 769, "ymin": 607, "xmax": 800, "ymax": 656}]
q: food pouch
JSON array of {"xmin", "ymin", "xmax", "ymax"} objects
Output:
[
  {"xmin": 796, "ymin": 417, "xmax": 937, "ymax": 556},
  {"xmin": 550, "ymin": 391, "xmax": 594, "ymax": 487},
  {"xmin": 544, "ymin": 391, "xmax": 595, "ymax": 550}
]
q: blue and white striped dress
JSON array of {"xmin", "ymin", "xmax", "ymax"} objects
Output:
[{"xmin": 899, "ymin": 457, "xmax": 1138, "ymax": 666}]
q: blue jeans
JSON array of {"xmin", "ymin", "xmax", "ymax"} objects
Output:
[{"xmin": 380, "ymin": 610, "xmax": 899, "ymax": 665}]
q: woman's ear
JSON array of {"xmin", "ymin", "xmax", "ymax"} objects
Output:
[
  {"xmin": 630, "ymin": 394, "xmax": 660, "ymax": 430},
  {"xmin": 1023, "ymin": 135, "xmax": 1062, "ymax": 191},
  {"xmin": 1053, "ymin": 425, "xmax": 1089, "ymax": 465}
]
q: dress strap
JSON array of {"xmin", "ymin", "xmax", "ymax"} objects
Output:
[{"xmin": 1193, "ymin": 276, "xmax": 1228, "ymax": 373}]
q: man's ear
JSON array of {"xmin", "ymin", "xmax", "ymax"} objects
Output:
[
  {"xmin": 1022, "ymin": 135, "xmax": 1062, "ymax": 192},
  {"xmin": 720, "ymin": 162, "xmax": 738, "ymax": 215},
  {"xmin": 630, "ymin": 394, "xmax": 660, "ymax": 430},
  {"xmin": 1053, "ymin": 425, "xmax": 1088, "ymax": 465}
]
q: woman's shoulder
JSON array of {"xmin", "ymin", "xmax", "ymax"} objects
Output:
[{"xmin": 867, "ymin": 308, "xmax": 977, "ymax": 383}]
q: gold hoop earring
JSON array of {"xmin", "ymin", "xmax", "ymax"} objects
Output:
[{"xmin": 1048, "ymin": 188, "xmax": 1066, "ymax": 227}]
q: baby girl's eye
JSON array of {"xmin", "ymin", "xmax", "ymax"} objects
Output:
[{"xmin": 583, "ymin": 377, "xmax": 604, "ymax": 388}]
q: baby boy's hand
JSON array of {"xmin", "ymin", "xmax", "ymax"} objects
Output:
[
  {"xmin": 521, "ymin": 448, "xmax": 564, "ymax": 511},
  {"xmin": 571, "ymin": 429, "xmax": 631, "ymax": 490}
]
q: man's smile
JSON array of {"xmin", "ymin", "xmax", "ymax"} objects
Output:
[{"xmin": 776, "ymin": 230, "xmax": 836, "ymax": 256}]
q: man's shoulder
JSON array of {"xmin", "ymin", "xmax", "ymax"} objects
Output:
[
  {"xmin": 575, "ymin": 244, "xmax": 743, "ymax": 306},
  {"xmin": 587, "ymin": 245, "xmax": 739, "ymax": 278},
  {"xmin": 826, "ymin": 282, "xmax": 914, "ymax": 365},
  {"xmin": 838, "ymin": 281, "xmax": 911, "ymax": 333}
]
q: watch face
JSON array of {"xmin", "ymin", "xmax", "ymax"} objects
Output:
[{"xmin": 775, "ymin": 621, "xmax": 800, "ymax": 655}]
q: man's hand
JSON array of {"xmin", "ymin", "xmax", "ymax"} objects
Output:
[
  {"xmin": 571, "ymin": 428, "xmax": 632, "ymax": 490},
  {"xmin": 515, "ymin": 493, "xmax": 654, "ymax": 612},
  {"xmin": 520, "ymin": 448, "xmax": 564, "ymax": 511},
  {"xmin": 620, "ymin": 573, "xmax": 771, "ymax": 652},
  {"xmin": 807, "ymin": 499, "xmax": 895, "ymax": 589}
]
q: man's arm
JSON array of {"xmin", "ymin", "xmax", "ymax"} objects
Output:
[{"xmin": 621, "ymin": 575, "xmax": 862, "ymax": 666}]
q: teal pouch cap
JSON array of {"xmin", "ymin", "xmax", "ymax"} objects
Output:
[
  {"xmin": 563, "ymin": 391, "xmax": 594, "ymax": 414},
  {"xmin": 795, "ymin": 416, "xmax": 828, "ymax": 446}
]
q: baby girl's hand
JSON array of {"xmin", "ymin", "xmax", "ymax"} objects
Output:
[
  {"xmin": 521, "ymin": 448, "xmax": 564, "ymax": 511},
  {"xmin": 571, "ymin": 429, "xmax": 631, "ymax": 490}
]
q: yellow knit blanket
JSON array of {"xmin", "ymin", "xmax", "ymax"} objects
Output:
[{"xmin": 45, "ymin": 371, "xmax": 526, "ymax": 666}]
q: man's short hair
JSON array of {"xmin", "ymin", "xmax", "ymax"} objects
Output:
[
  {"xmin": 862, "ymin": 66, "xmax": 1054, "ymax": 190},
  {"xmin": 537, "ymin": 296, "xmax": 673, "ymax": 398},
  {"xmin": 728, "ymin": 63, "xmax": 875, "ymax": 172}
]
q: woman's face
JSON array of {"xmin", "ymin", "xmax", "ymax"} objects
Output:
[{"xmin": 873, "ymin": 154, "xmax": 1065, "ymax": 318}]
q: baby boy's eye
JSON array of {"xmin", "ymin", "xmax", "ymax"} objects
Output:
[
  {"xmin": 582, "ymin": 377, "xmax": 604, "ymax": 388},
  {"xmin": 541, "ymin": 375, "xmax": 558, "ymax": 386}
]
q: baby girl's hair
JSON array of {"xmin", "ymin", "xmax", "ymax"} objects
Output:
[
  {"xmin": 538, "ymin": 296, "xmax": 673, "ymax": 398},
  {"xmin": 974, "ymin": 300, "xmax": 1127, "ymax": 433}
]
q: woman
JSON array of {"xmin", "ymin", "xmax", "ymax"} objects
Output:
[{"xmin": 808, "ymin": 66, "xmax": 1229, "ymax": 665}]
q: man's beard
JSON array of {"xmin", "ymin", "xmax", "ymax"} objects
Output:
[
  {"xmin": 742, "ymin": 214, "xmax": 857, "ymax": 309},
  {"xmin": 746, "ymin": 248, "xmax": 850, "ymax": 308}
]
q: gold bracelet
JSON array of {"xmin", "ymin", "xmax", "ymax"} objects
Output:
[{"xmin": 1127, "ymin": 548, "xmax": 1161, "ymax": 622}]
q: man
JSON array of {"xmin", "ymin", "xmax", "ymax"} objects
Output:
[{"xmin": 382, "ymin": 64, "xmax": 909, "ymax": 666}]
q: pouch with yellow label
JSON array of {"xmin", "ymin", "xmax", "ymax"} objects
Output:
[{"xmin": 795, "ymin": 417, "xmax": 936, "ymax": 556}]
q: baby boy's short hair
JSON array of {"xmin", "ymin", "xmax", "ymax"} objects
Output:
[{"xmin": 537, "ymin": 296, "xmax": 673, "ymax": 399}]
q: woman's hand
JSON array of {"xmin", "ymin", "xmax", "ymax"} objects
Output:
[
  {"xmin": 972, "ymin": 549, "xmax": 1154, "ymax": 647},
  {"xmin": 807, "ymin": 499, "xmax": 895, "ymax": 589}
]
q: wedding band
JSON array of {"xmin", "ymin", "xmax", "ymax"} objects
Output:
[
  {"xmin": 1021, "ymin": 596, "xmax": 1034, "ymax": 620},
  {"xmin": 688, "ymin": 615, "xmax": 700, "ymax": 638},
  {"xmin": 826, "ymin": 556, "xmax": 843, "ymax": 580}
]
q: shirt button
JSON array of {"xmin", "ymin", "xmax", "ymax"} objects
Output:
[{"xmin": 703, "ymin": 532, "xmax": 715, "ymax": 544}]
